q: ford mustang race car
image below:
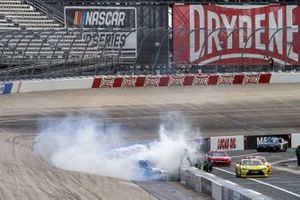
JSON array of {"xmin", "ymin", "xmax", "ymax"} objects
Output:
[
  {"xmin": 206, "ymin": 150, "xmax": 231, "ymax": 166},
  {"xmin": 235, "ymin": 159, "xmax": 269, "ymax": 178},
  {"xmin": 245, "ymin": 155, "xmax": 272, "ymax": 174},
  {"xmin": 256, "ymin": 137, "xmax": 288, "ymax": 152}
]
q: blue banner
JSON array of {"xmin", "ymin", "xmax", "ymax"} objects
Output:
[{"xmin": 0, "ymin": 82, "xmax": 13, "ymax": 95}]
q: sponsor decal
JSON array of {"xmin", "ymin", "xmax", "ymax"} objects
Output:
[
  {"xmin": 244, "ymin": 134, "xmax": 291, "ymax": 149},
  {"xmin": 257, "ymin": 136, "xmax": 272, "ymax": 144},
  {"xmin": 192, "ymin": 74, "xmax": 209, "ymax": 85},
  {"xmin": 218, "ymin": 74, "xmax": 234, "ymax": 85},
  {"xmin": 168, "ymin": 75, "xmax": 185, "ymax": 86},
  {"xmin": 211, "ymin": 135, "xmax": 244, "ymax": 151},
  {"xmin": 100, "ymin": 77, "xmax": 115, "ymax": 88},
  {"xmin": 173, "ymin": 5, "xmax": 300, "ymax": 65},
  {"xmin": 121, "ymin": 76, "xmax": 136, "ymax": 87},
  {"xmin": 217, "ymin": 137, "xmax": 236, "ymax": 150},
  {"xmin": 144, "ymin": 76, "xmax": 160, "ymax": 87},
  {"xmin": 73, "ymin": 10, "xmax": 126, "ymax": 27},
  {"xmin": 243, "ymin": 73, "xmax": 260, "ymax": 84}
]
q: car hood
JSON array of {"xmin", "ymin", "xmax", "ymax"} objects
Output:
[
  {"xmin": 210, "ymin": 156, "xmax": 230, "ymax": 160},
  {"xmin": 243, "ymin": 165, "xmax": 266, "ymax": 170}
]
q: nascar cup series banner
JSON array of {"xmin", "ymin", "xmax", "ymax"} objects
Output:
[
  {"xmin": 64, "ymin": 6, "xmax": 137, "ymax": 55},
  {"xmin": 173, "ymin": 5, "xmax": 300, "ymax": 65}
]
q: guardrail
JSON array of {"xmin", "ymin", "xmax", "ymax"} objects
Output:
[
  {"xmin": 180, "ymin": 167, "xmax": 273, "ymax": 200},
  {"xmin": 2, "ymin": 72, "xmax": 300, "ymax": 95}
]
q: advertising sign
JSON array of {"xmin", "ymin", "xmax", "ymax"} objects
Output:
[
  {"xmin": 173, "ymin": 5, "xmax": 300, "ymax": 65},
  {"xmin": 244, "ymin": 134, "xmax": 291, "ymax": 149},
  {"xmin": 64, "ymin": 6, "xmax": 137, "ymax": 55},
  {"xmin": 291, "ymin": 133, "xmax": 300, "ymax": 148},
  {"xmin": 210, "ymin": 135, "xmax": 244, "ymax": 151},
  {"xmin": 0, "ymin": 82, "xmax": 12, "ymax": 95}
]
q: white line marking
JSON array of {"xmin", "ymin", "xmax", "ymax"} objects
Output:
[
  {"xmin": 271, "ymin": 158, "xmax": 296, "ymax": 165},
  {"xmin": 247, "ymin": 189, "xmax": 262, "ymax": 195},
  {"xmin": 215, "ymin": 167, "xmax": 300, "ymax": 198},
  {"xmin": 225, "ymin": 180, "xmax": 237, "ymax": 185},
  {"xmin": 206, "ymin": 173, "xmax": 215, "ymax": 177},
  {"xmin": 231, "ymin": 152, "xmax": 264, "ymax": 158}
]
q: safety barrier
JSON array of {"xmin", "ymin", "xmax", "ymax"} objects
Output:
[
  {"xmin": 1, "ymin": 72, "xmax": 300, "ymax": 95},
  {"xmin": 291, "ymin": 133, "xmax": 300, "ymax": 148},
  {"xmin": 180, "ymin": 167, "xmax": 272, "ymax": 200},
  {"xmin": 92, "ymin": 73, "xmax": 271, "ymax": 88}
]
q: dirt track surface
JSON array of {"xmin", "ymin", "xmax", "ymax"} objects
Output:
[{"xmin": 1, "ymin": 84, "xmax": 300, "ymax": 200}]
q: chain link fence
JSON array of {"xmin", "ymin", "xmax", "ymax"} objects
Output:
[{"xmin": 0, "ymin": 27, "xmax": 299, "ymax": 81}]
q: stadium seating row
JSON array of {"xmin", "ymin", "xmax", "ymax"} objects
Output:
[{"xmin": 0, "ymin": 0, "xmax": 61, "ymax": 30}]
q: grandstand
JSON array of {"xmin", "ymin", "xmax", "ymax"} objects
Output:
[
  {"xmin": 0, "ymin": 0, "xmax": 61, "ymax": 30},
  {"xmin": 0, "ymin": 0, "xmax": 299, "ymax": 81}
]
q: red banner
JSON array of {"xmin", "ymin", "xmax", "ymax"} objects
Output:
[
  {"xmin": 173, "ymin": 5, "xmax": 300, "ymax": 65},
  {"xmin": 92, "ymin": 73, "xmax": 271, "ymax": 89}
]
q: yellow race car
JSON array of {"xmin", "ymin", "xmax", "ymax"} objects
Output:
[
  {"xmin": 245, "ymin": 155, "xmax": 272, "ymax": 174},
  {"xmin": 235, "ymin": 159, "xmax": 269, "ymax": 178}
]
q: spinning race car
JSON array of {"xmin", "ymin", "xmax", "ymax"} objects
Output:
[
  {"xmin": 206, "ymin": 150, "xmax": 231, "ymax": 166},
  {"xmin": 235, "ymin": 158, "xmax": 269, "ymax": 178}
]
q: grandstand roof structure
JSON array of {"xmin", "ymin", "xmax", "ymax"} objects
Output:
[{"xmin": 41, "ymin": 0, "xmax": 298, "ymax": 5}]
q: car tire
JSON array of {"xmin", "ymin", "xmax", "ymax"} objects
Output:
[
  {"xmin": 267, "ymin": 146, "xmax": 272, "ymax": 152},
  {"xmin": 235, "ymin": 169, "xmax": 239, "ymax": 178},
  {"xmin": 240, "ymin": 169, "xmax": 243, "ymax": 178},
  {"xmin": 283, "ymin": 146, "xmax": 287, "ymax": 152}
]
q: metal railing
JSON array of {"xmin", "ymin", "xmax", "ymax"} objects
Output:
[
  {"xmin": 24, "ymin": 0, "xmax": 79, "ymax": 27},
  {"xmin": 0, "ymin": 27, "xmax": 300, "ymax": 81}
]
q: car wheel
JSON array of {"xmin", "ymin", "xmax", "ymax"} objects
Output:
[
  {"xmin": 267, "ymin": 146, "xmax": 272, "ymax": 152},
  {"xmin": 240, "ymin": 169, "xmax": 243, "ymax": 178},
  {"xmin": 235, "ymin": 169, "xmax": 239, "ymax": 177},
  {"xmin": 283, "ymin": 146, "xmax": 287, "ymax": 152}
]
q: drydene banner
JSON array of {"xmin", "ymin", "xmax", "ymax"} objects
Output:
[
  {"xmin": 173, "ymin": 5, "xmax": 300, "ymax": 65},
  {"xmin": 64, "ymin": 6, "xmax": 137, "ymax": 54},
  {"xmin": 210, "ymin": 135, "xmax": 244, "ymax": 151}
]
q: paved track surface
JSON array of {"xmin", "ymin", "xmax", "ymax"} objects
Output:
[
  {"xmin": 1, "ymin": 84, "xmax": 300, "ymax": 199},
  {"xmin": 213, "ymin": 150, "xmax": 300, "ymax": 200}
]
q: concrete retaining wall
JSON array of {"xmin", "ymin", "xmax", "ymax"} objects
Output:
[{"xmin": 180, "ymin": 167, "xmax": 272, "ymax": 200}]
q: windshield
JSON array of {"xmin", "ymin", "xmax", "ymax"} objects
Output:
[
  {"xmin": 243, "ymin": 160, "xmax": 263, "ymax": 166},
  {"xmin": 211, "ymin": 151, "xmax": 227, "ymax": 157},
  {"xmin": 256, "ymin": 157, "xmax": 267, "ymax": 163}
]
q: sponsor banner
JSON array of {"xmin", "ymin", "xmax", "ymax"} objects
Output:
[
  {"xmin": 270, "ymin": 72, "xmax": 300, "ymax": 83},
  {"xmin": 173, "ymin": 5, "xmax": 300, "ymax": 65},
  {"xmin": 291, "ymin": 133, "xmax": 300, "ymax": 148},
  {"xmin": 92, "ymin": 73, "xmax": 271, "ymax": 89},
  {"xmin": 64, "ymin": 5, "xmax": 169, "ymax": 65},
  {"xmin": 210, "ymin": 135, "xmax": 244, "ymax": 151},
  {"xmin": 0, "ymin": 82, "xmax": 13, "ymax": 95},
  {"xmin": 18, "ymin": 77, "xmax": 93, "ymax": 93},
  {"xmin": 65, "ymin": 6, "xmax": 136, "ymax": 28},
  {"xmin": 244, "ymin": 134, "xmax": 291, "ymax": 149},
  {"xmin": 64, "ymin": 6, "xmax": 137, "ymax": 57}
]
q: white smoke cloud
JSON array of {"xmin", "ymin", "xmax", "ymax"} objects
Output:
[{"xmin": 33, "ymin": 112, "xmax": 202, "ymax": 181}]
